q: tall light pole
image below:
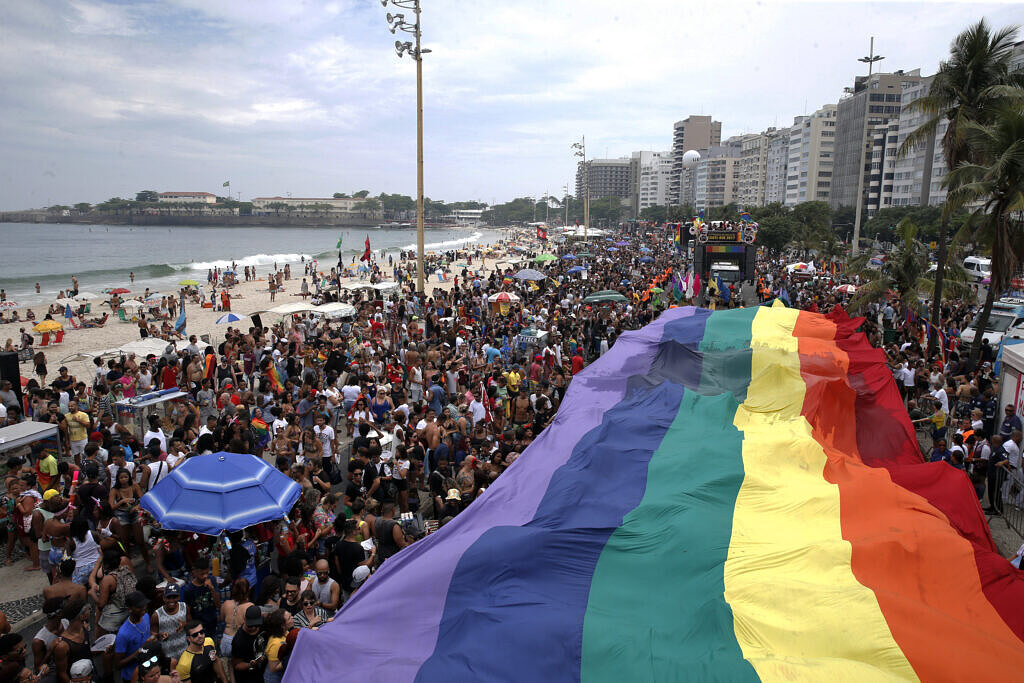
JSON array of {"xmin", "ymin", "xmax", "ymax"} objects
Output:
[
  {"xmin": 850, "ymin": 37, "xmax": 883, "ymax": 257},
  {"xmin": 563, "ymin": 184, "xmax": 569, "ymax": 227},
  {"xmin": 383, "ymin": 0, "xmax": 431, "ymax": 293},
  {"xmin": 572, "ymin": 137, "xmax": 589, "ymax": 241}
]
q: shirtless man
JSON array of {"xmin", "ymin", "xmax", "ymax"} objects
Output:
[
  {"xmin": 419, "ymin": 409, "xmax": 441, "ymax": 480},
  {"xmin": 44, "ymin": 559, "xmax": 88, "ymax": 604},
  {"xmin": 511, "ymin": 392, "xmax": 533, "ymax": 429}
]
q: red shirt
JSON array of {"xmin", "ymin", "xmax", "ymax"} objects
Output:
[
  {"xmin": 161, "ymin": 366, "xmax": 179, "ymax": 390},
  {"xmin": 571, "ymin": 355, "xmax": 585, "ymax": 375}
]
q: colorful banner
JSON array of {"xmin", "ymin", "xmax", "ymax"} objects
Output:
[{"xmin": 287, "ymin": 304, "xmax": 1024, "ymax": 682}]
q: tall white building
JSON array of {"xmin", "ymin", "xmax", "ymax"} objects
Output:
[
  {"xmin": 783, "ymin": 103, "xmax": 837, "ymax": 207},
  {"xmin": 634, "ymin": 150, "xmax": 673, "ymax": 212},
  {"xmin": 892, "ymin": 75, "xmax": 948, "ymax": 207},
  {"xmin": 737, "ymin": 131, "xmax": 773, "ymax": 207},
  {"xmin": 765, "ymin": 131, "xmax": 789, "ymax": 205},
  {"xmin": 694, "ymin": 137, "xmax": 742, "ymax": 212}
]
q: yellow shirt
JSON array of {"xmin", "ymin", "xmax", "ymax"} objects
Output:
[
  {"xmin": 67, "ymin": 410, "xmax": 90, "ymax": 441},
  {"xmin": 265, "ymin": 635, "xmax": 286, "ymax": 663},
  {"xmin": 506, "ymin": 371, "xmax": 521, "ymax": 392},
  {"xmin": 175, "ymin": 637, "xmax": 217, "ymax": 682}
]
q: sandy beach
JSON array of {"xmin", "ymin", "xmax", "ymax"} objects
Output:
[{"xmin": 1, "ymin": 245, "xmax": 529, "ymax": 385}]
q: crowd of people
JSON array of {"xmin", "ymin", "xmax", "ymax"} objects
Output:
[{"xmin": 0, "ymin": 224, "xmax": 1020, "ymax": 682}]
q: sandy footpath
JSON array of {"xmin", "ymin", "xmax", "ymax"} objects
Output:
[{"xmin": 0, "ymin": 249, "xmax": 528, "ymax": 384}]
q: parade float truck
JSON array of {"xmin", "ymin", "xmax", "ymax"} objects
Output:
[{"xmin": 691, "ymin": 220, "xmax": 758, "ymax": 284}]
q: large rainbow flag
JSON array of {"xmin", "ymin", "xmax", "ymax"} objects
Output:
[{"xmin": 286, "ymin": 304, "xmax": 1024, "ymax": 682}]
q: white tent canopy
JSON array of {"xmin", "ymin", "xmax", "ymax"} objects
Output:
[
  {"xmin": 314, "ymin": 302, "xmax": 357, "ymax": 319},
  {"xmin": 60, "ymin": 338, "xmax": 192, "ymax": 364},
  {"xmin": 371, "ymin": 281, "xmax": 399, "ymax": 291}
]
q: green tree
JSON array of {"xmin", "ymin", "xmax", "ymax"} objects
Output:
[
  {"xmin": 352, "ymin": 190, "xmax": 370, "ymax": 199},
  {"xmin": 355, "ymin": 198, "xmax": 381, "ymax": 217},
  {"xmin": 333, "ymin": 192, "xmax": 350, "ymax": 198},
  {"xmin": 898, "ymin": 19, "xmax": 1023, "ymax": 351},
  {"xmin": 946, "ymin": 103, "xmax": 1024, "ymax": 364},
  {"xmin": 135, "ymin": 190, "xmax": 159, "ymax": 203},
  {"xmin": 849, "ymin": 219, "xmax": 971, "ymax": 312},
  {"xmin": 756, "ymin": 215, "xmax": 796, "ymax": 253},
  {"xmin": 266, "ymin": 201, "xmax": 288, "ymax": 215},
  {"xmin": 73, "ymin": 202, "xmax": 92, "ymax": 214},
  {"xmin": 589, "ymin": 196, "xmax": 623, "ymax": 225},
  {"xmin": 640, "ymin": 204, "xmax": 667, "ymax": 222}
]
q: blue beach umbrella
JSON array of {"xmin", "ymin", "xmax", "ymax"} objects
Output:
[
  {"xmin": 141, "ymin": 452, "xmax": 301, "ymax": 535},
  {"xmin": 567, "ymin": 266, "xmax": 587, "ymax": 274},
  {"xmin": 216, "ymin": 313, "xmax": 244, "ymax": 324},
  {"xmin": 607, "ymin": 247, "xmax": 618, "ymax": 252},
  {"xmin": 562, "ymin": 254, "xmax": 576, "ymax": 260},
  {"xmin": 639, "ymin": 256, "xmax": 655, "ymax": 263}
]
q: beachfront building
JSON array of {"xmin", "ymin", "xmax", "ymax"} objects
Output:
[
  {"xmin": 783, "ymin": 103, "xmax": 837, "ymax": 207},
  {"xmin": 251, "ymin": 196, "xmax": 372, "ymax": 215},
  {"xmin": 669, "ymin": 115, "xmax": 722, "ymax": 206},
  {"xmin": 634, "ymin": 151, "xmax": 673, "ymax": 213},
  {"xmin": 157, "ymin": 191, "xmax": 217, "ymax": 204},
  {"xmin": 693, "ymin": 137, "xmax": 742, "ymax": 213},
  {"xmin": 831, "ymin": 69, "xmax": 919, "ymax": 217}
]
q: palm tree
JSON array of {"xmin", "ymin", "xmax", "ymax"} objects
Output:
[
  {"xmin": 946, "ymin": 103, "xmax": 1024, "ymax": 364},
  {"xmin": 897, "ymin": 19, "xmax": 1023, "ymax": 351},
  {"xmin": 849, "ymin": 218, "xmax": 972, "ymax": 313}
]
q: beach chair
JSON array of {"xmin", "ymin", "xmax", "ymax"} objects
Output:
[
  {"xmin": 38, "ymin": 333, "xmax": 50, "ymax": 347},
  {"xmin": 53, "ymin": 330, "xmax": 65, "ymax": 344},
  {"xmin": 117, "ymin": 308, "xmax": 130, "ymax": 323},
  {"xmin": 68, "ymin": 316, "xmax": 82, "ymax": 329}
]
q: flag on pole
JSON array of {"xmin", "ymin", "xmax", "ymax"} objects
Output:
[
  {"xmin": 716, "ymin": 275, "xmax": 731, "ymax": 304},
  {"xmin": 739, "ymin": 210, "xmax": 751, "ymax": 223},
  {"xmin": 336, "ymin": 233, "xmax": 344, "ymax": 249},
  {"xmin": 222, "ymin": 181, "xmax": 230, "ymax": 187},
  {"xmin": 536, "ymin": 226, "xmax": 548, "ymax": 240},
  {"xmin": 360, "ymin": 235, "xmax": 371, "ymax": 262}
]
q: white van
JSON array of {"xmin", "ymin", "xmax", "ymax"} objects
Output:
[
  {"xmin": 963, "ymin": 256, "xmax": 991, "ymax": 283},
  {"xmin": 960, "ymin": 299, "xmax": 1024, "ymax": 353}
]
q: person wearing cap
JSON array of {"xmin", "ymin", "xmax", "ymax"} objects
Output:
[
  {"xmin": 115, "ymin": 591, "xmax": 156, "ymax": 682},
  {"xmin": 152, "ymin": 583, "xmax": 187, "ymax": 661},
  {"xmin": 69, "ymin": 659, "xmax": 94, "ymax": 682},
  {"xmin": 230, "ymin": 606, "xmax": 266, "ymax": 683},
  {"xmin": 32, "ymin": 489, "xmax": 68, "ymax": 578}
]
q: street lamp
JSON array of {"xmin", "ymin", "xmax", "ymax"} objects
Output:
[
  {"xmin": 383, "ymin": 0, "xmax": 431, "ymax": 293},
  {"xmin": 571, "ymin": 137, "xmax": 589, "ymax": 240},
  {"xmin": 851, "ymin": 37, "xmax": 884, "ymax": 257}
]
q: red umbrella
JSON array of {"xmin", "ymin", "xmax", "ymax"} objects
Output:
[{"xmin": 110, "ymin": 288, "xmax": 131, "ymax": 295}]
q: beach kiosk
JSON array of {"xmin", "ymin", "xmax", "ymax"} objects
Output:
[
  {"xmin": 115, "ymin": 389, "xmax": 190, "ymax": 442},
  {"xmin": 514, "ymin": 328, "xmax": 549, "ymax": 362},
  {"xmin": 0, "ymin": 422, "xmax": 62, "ymax": 462}
]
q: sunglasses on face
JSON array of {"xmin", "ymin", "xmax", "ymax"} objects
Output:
[
  {"xmin": 303, "ymin": 600, "xmax": 316, "ymax": 606},
  {"xmin": 189, "ymin": 629, "xmax": 204, "ymax": 637}
]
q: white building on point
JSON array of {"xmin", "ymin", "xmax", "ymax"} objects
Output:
[
  {"xmin": 251, "ymin": 196, "xmax": 370, "ymax": 214},
  {"xmin": 157, "ymin": 192, "xmax": 217, "ymax": 204}
]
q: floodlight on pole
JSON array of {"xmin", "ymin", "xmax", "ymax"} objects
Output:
[
  {"xmin": 851, "ymin": 36, "xmax": 884, "ymax": 257},
  {"xmin": 382, "ymin": 0, "xmax": 428, "ymax": 294}
]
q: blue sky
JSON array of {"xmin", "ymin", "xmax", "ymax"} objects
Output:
[{"xmin": 0, "ymin": 0, "xmax": 1020, "ymax": 210}]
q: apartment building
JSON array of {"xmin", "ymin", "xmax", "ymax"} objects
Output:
[
  {"xmin": 634, "ymin": 151, "xmax": 673, "ymax": 212},
  {"xmin": 694, "ymin": 137, "xmax": 742, "ymax": 212},
  {"xmin": 669, "ymin": 115, "xmax": 721, "ymax": 205},
  {"xmin": 831, "ymin": 69, "xmax": 920, "ymax": 216},
  {"xmin": 782, "ymin": 103, "xmax": 837, "ymax": 206}
]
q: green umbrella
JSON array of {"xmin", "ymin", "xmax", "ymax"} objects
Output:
[
  {"xmin": 649, "ymin": 286, "xmax": 664, "ymax": 294},
  {"xmin": 179, "ymin": 279, "xmax": 200, "ymax": 286},
  {"xmin": 583, "ymin": 290, "xmax": 628, "ymax": 304},
  {"xmin": 576, "ymin": 252, "xmax": 595, "ymax": 258},
  {"xmin": 534, "ymin": 253, "xmax": 557, "ymax": 262}
]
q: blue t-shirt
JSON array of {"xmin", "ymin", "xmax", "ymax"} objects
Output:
[
  {"xmin": 1000, "ymin": 414, "xmax": 1023, "ymax": 438},
  {"xmin": 427, "ymin": 384, "xmax": 445, "ymax": 415},
  {"xmin": 115, "ymin": 614, "xmax": 151, "ymax": 681},
  {"xmin": 485, "ymin": 347, "xmax": 502, "ymax": 364}
]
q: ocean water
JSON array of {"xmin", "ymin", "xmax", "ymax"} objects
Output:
[{"xmin": 0, "ymin": 223, "xmax": 499, "ymax": 306}]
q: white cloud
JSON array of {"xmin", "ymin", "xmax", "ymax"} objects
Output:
[{"xmin": 0, "ymin": 0, "xmax": 1021, "ymax": 208}]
